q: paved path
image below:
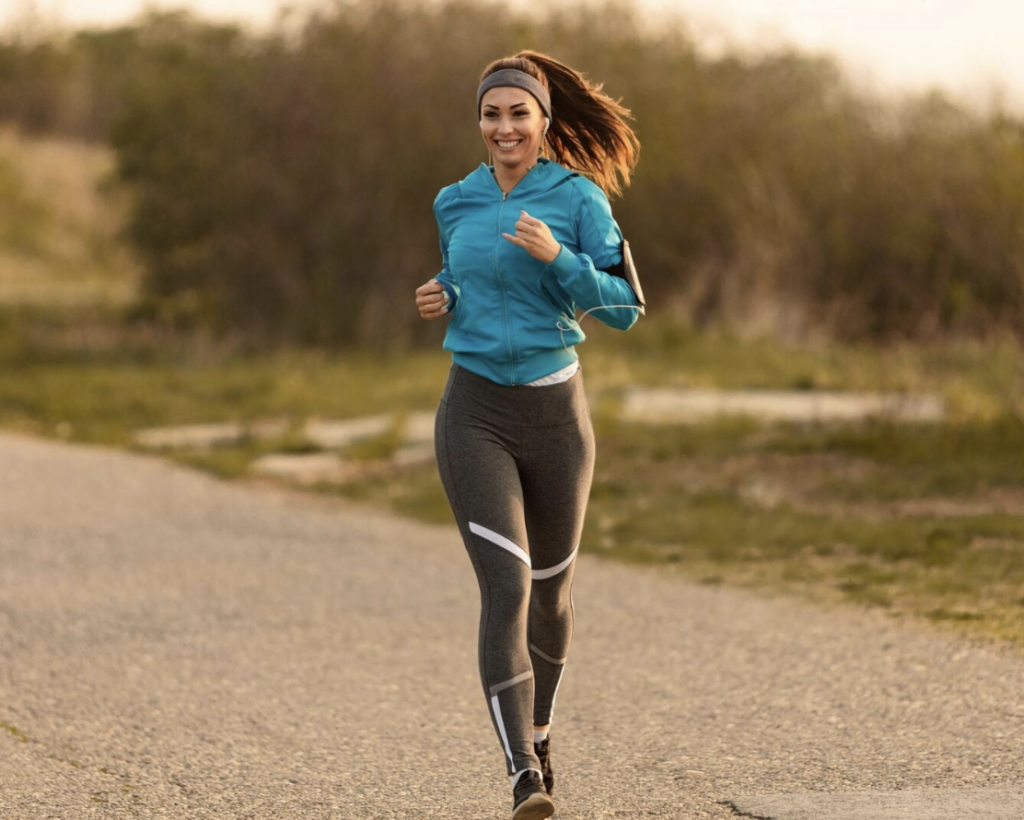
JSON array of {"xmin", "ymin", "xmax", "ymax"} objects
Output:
[{"xmin": 1, "ymin": 431, "xmax": 1022, "ymax": 819}]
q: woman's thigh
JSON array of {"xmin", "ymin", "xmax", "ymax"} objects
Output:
[
  {"xmin": 436, "ymin": 397, "xmax": 531, "ymax": 565},
  {"xmin": 519, "ymin": 412, "xmax": 595, "ymax": 572}
]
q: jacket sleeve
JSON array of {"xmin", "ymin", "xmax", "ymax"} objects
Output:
[
  {"xmin": 433, "ymin": 191, "xmax": 460, "ymax": 315},
  {"xmin": 544, "ymin": 181, "xmax": 640, "ymax": 331}
]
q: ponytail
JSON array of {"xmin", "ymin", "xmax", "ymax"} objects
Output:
[{"xmin": 479, "ymin": 51, "xmax": 640, "ymax": 198}]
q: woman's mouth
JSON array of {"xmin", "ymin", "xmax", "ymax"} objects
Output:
[{"xmin": 496, "ymin": 139, "xmax": 523, "ymax": 151}]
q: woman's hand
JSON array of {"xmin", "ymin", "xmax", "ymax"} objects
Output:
[
  {"xmin": 415, "ymin": 278, "xmax": 450, "ymax": 320},
  {"xmin": 503, "ymin": 210, "xmax": 561, "ymax": 264}
]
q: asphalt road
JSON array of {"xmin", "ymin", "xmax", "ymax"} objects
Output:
[{"xmin": 1, "ymin": 431, "xmax": 1022, "ymax": 819}]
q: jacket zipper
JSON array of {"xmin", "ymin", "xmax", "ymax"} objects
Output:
[
  {"xmin": 494, "ymin": 187, "xmax": 518, "ymax": 385},
  {"xmin": 491, "ymin": 166, "xmax": 541, "ymax": 385}
]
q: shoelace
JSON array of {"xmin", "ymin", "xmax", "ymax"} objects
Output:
[{"xmin": 514, "ymin": 771, "xmax": 544, "ymax": 800}]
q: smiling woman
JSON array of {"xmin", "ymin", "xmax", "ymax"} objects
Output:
[
  {"xmin": 479, "ymin": 85, "xmax": 550, "ymax": 195},
  {"xmin": 413, "ymin": 50, "xmax": 643, "ymax": 820}
]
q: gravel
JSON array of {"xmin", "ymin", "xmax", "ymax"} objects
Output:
[{"xmin": 1, "ymin": 431, "xmax": 1021, "ymax": 819}]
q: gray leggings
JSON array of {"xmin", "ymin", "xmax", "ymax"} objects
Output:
[{"xmin": 435, "ymin": 364, "xmax": 595, "ymax": 776}]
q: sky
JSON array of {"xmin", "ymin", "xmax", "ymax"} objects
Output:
[{"xmin": 6, "ymin": 0, "xmax": 1023, "ymax": 111}]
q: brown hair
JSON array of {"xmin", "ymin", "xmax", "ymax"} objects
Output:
[{"xmin": 479, "ymin": 50, "xmax": 640, "ymax": 198}]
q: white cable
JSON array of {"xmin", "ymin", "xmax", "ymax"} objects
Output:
[{"xmin": 556, "ymin": 304, "xmax": 644, "ymax": 360}]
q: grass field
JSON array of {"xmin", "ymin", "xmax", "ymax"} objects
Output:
[
  {"xmin": 2, "ymin": 130, "xmax": 1023, "ymax": 646},
  {"xmin": 2, "ymin": 311, "xmax": 1023, "ymax": 645}
]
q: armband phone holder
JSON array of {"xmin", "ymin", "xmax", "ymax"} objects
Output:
[{"xmin": 614, "ymin": 239, "xmax": 646, "ymax": 315}]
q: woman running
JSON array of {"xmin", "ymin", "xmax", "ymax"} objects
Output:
[{"xmin": 415, "ymin": 50, "xmax": 642, "ymax": 820}]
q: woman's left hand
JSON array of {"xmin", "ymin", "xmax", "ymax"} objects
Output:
[{"xmin": 503, "ymin": 211, "xmax": 561, "ymax": 264}]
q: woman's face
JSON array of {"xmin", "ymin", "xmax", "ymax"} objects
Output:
[{"xmin": 480, "ymin": 86, "xmax": 547, "ymax": 172}]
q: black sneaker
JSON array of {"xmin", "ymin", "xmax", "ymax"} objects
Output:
[
  {"xmin": 534, "ymin": 736, "xmax": 554, "ymax": 795},
  {"xmin": 512, "ymin": 770, "xmax": 554, "ymax": 819}
]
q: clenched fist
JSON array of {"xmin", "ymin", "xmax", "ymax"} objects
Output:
[{"xmin": 415, "ymin": 279, "xmax": 450, "ymax": 320}]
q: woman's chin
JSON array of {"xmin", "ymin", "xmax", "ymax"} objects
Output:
[{"xmin": 494, "ymin": 152, "xmax": 533, "ymax": 171}]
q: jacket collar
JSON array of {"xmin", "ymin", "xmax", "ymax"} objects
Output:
[{"xmin": 466, "ymin": 157, "xmax": 574, "ymax": 198}]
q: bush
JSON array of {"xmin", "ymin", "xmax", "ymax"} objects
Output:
[{"xmin": 4, "ymin": 0, "xmax": 1024, "ymax": 348}]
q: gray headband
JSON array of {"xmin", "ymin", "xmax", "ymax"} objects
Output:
[{"xmin": 477, "ymin": 69, "xmax": 552, "ymax": 120}]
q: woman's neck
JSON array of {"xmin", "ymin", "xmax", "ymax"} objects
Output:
[{"xmin": 493, "ymin": 161, "xmax": 536, "ymax": 194}]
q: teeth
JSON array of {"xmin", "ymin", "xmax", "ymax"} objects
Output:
[{"xmin": 497, "ymin": 140, "xmax": 522, "ymax": 149}]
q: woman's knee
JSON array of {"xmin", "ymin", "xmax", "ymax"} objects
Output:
[{"xmin": 529, "ymin": 584, "xmax": 572, "ymax": 622}]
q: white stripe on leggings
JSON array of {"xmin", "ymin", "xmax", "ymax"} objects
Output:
[
  {"xmin": 548, "ymin": 665, "xmax": 566, "ymax": 724},
  {"xmin": 531, "ymin": 543, "xmax": 579, "ymax": 580},
  {"xmin": 469, "ymin": 522, "xmax": 531, "ymax": 568},
  {"xmin": 491, "ymin": 694, "xmax": 516, "ymax": 773}
]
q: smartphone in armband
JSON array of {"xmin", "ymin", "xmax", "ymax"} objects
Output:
[{"xmin": 620, "ymin": 240, "xmax": 646, "ymax": 315}]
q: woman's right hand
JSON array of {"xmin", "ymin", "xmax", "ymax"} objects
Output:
[{"xmin": 415, "ymin": 279, "xmax": 450, "ymax": 320}]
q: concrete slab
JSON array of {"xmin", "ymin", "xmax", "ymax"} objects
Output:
[
  {"xmin": 725, "ymin": 788, "xmax": 1024, "ymax": 820},
  {"xmin": 133, "ymin": 422, "xmax": 246, "ymax": 449},
  {"xmin": 133, "ymin": 418, "xmax": 290, "ymax": 450},
  {"xmin": 249, "ymin": 452, "xmax": 356, "ymax": 485},
  {"xmin": 303, "ymin": 414, "xmax": 392, "ymax": 449},
  {"xmin": 392, "ymin": 442, "xmax": 435, "ymax": 468},
  {"xmin": 403, "ymin": 410, "xmax": 436, "ymax": 444},
  {"xmin": 622, "ymin": 388, "xmax": 946, "ymax": 424},
  {"xmin": 246, "ymin": 417, "xmax": 290, "ymax": 440}
]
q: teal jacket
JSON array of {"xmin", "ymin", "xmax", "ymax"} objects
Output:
[{"xmin": 433, "ymin": 158, "xmax": 640, "ymax": 386}]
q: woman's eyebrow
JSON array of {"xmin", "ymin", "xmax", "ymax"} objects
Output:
[{"xmin": 483, "ymin": 102, "xmax": 529, "ymax": 110}]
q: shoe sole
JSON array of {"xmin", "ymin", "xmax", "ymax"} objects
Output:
[{"xmin": 512, "ymin": 792, "xmax": 555, "ymax": 820}]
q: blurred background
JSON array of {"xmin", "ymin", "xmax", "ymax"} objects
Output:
[
  {"xmin": 2, "ymin": 0, "xmax": 1023, "ymax": 641},
  {"xmin": 4, "ymin": 0, "xmax": 1024, "ymax": 347}
]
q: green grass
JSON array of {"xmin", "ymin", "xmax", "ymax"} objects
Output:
[
  {"xmin": 2, "ymin": 309, "xmax": 1024, "ymax": 644},
  {"xmin": 1, "ymin": 307, "xmax": 1023, "ymax": 638},
  {"xmin": 587, "ymin": 319, "xmax": 1024, "ymax": 422},
  {"xmin": 721, "ymin": 417, "xmax": 1024, "ymax": 500},
  {"xmin": 0, "ymin": 325, "xmax": 450, "ymax": 446}
]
